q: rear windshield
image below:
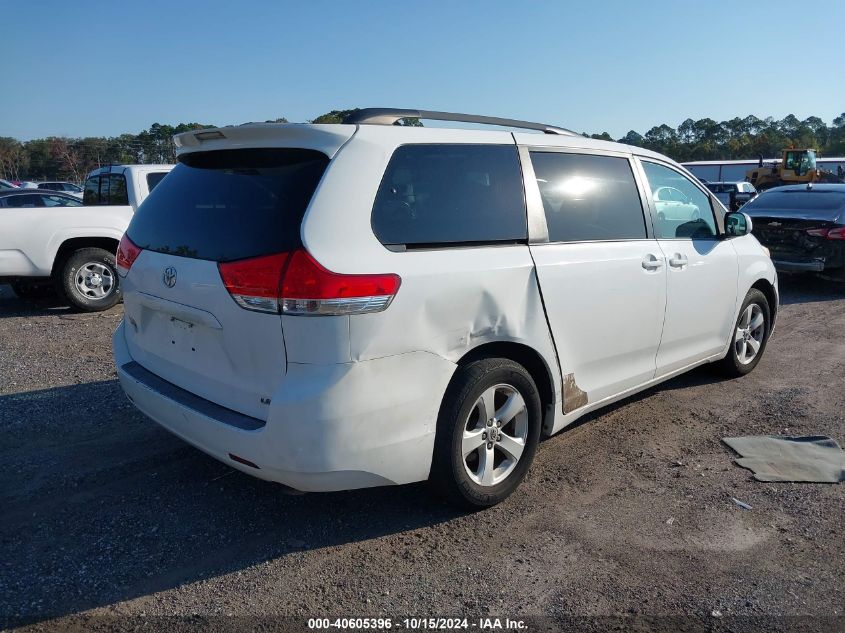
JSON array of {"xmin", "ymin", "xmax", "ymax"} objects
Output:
[
  {"xmin": 127, "ymin": 148, "xmax": 329, "ymax": 262},
  {"xmin": 743, "ymin": 190, "xmax": 845, "ymax": 213}
]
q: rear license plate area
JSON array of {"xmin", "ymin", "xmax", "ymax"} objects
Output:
[{"xmin": 167, "ymin": 316, "xmax": 199, "ymax": 354}]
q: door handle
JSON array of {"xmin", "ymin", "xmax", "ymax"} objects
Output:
[
  {"xmin": 669, "ymin": 254, "xmax": 689, "ymax": 269},
  {"xmin": 641, "ymin": 254, "xmax": 664, "ymax": 271}
]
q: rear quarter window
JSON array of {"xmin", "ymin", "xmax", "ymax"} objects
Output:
[
  {"xmin": 146, "ymin": 171, "xmax": 168, "ymax": 192},
  {"xmin": 127, "ymin": 148, "xmax": 329, "ymax": 262},
  {"xmin": 371, "ymin": 144, "xmax": 526, "ymax": 248}
]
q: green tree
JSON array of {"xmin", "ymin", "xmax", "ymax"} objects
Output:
[
  {"xmin": 0, "ymin": 137, "xmax": 29, "ymax": 180},
  {"xmin": 5, "ymin": 112, "xmax": 845, "ymax": 181},
  {"xmin": 311, "ymin": 109, "xmax": 360, "ymax": 124},
  {"xmin": 619, "ymin": 130, "xmax": 645, "ymax": 146}
]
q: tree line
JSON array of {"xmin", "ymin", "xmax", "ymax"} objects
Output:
[
  {"xmin": 601, "ymin": 113, "xmax": 845, "ymax": 163},
  {"xmin": 2, "ymin": 110, "xmax": 843, "ymax": 182}
]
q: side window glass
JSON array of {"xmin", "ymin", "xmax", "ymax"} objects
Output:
[
  {"xmin": 6, "ymin": 194, "xmax": 44, "ymax": 208},
  {"xmin": 83, "ymin": 176, "xmax": 100, "ymax": 205},
  {"xmin": 371, "ymin": 144, "xmax": 526, "ymax": 247},
  {"xmin": 41, "ymin": 195, "xmax": 65, "ymax": 207},
  {"xmin": 42, "ymin": 195, "xmax": 81, "ymax": 207},
  {"xmin": 107, "ymin": 174, "xmax": 129, "ymax": 205},
  {"xmin": 641, "ymin": 161, "xmax": 717, "ymax": 239},
  {"xmin": 146, "ymin": 172, "xmax": 168, "ymax": 192},
  {"xmin": 529, "ymin": 152, "xmax": 646, "ymax": 242}
]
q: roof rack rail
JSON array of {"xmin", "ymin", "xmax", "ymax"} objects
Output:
[{"xmin": 342, "ymin": 108, "xmax": 577, "ymax": 136}]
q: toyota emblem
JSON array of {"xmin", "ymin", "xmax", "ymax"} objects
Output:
[{"xmin": 162, "ymin": 266, "xmax": 177, "ymax": 288}]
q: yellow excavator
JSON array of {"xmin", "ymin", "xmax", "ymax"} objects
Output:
[{"xmin": 746, "ymin": 149, "xmax": 843, "ymax": 190}]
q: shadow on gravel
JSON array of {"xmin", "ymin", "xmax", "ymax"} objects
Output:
[
  {"xmin": 0, "ymin": 382, "xmax": 462, "ymax": 627},
  {"xmin": 0, "ymin": 283, "xmax": 73, "ymax": 318},
  {"xmin": 3, "ymin": 276, "xmax": 843, "ymax": 626},
  {"xmin": 777, "ymin": 273, "xmax": 845, "ymax": 305}
]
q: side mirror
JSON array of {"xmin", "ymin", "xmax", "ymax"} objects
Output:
[{"xmin": 725, "ymin": 211, "xmax": 752, "ymax": 237}]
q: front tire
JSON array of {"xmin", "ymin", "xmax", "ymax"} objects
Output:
[
  {"xmin": 58, "ymin": 247, "xmax": 121, "ymax": 312},
  {"xmin": 719, "ymin": 288, "xmax": 771, "ymax": 377},
  {"xmin": 430, "ymin": 358, "xmax": 542, "ymax": 510}
]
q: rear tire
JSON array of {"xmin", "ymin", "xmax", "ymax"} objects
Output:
[
  {"xmin": 430, "ymin": 358, "xmax": 542, "ymax": 510},
  {"xmin": 58, "ymin": 247, "xmax": 121, "ymax": 312},
  {"xmin": 719, "ymin": 288, "xmax": 770, "ymax": 377}
]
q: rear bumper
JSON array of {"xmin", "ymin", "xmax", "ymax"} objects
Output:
[
  {"xmin": 755, "ymin": 235, "xmax": 844, "ymax": 274},
  {"xmin": 113, "ymin": 321, "xmax": 456, "ymax": 492}
]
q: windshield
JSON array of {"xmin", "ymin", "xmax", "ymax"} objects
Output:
[{"xmin": 784, "ymin": 151, "xmax": 816, "ymax": 174}]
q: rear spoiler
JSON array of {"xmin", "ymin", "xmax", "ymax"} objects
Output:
[{"xmin": 173, "ymin": 123, "xmax": 356, "ymax": 159}]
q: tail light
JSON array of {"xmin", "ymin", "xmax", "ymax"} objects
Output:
[
  {"xmin": 116, "ymin": 234, "xmax": 142, "ymax": 277},
  {"xmin": 218, "ymin": 249, "xmax": 401, "ymax": 316},
  {"xmin": 806, "ymin": 227, "xmax": 845, "ymax": 240}
]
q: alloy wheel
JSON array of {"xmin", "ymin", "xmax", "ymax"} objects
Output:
[
  {"xmin": 461, "ymin": 384, "xmax": 529, "ymax": 486},
  {"xmin": 734, "ymin": 303, "xmax": 765, "ymax": 365}
]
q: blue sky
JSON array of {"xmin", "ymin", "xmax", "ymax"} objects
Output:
[{"xmin": 1, "ymin": 0, "xmax": 842, "ymax": 140}]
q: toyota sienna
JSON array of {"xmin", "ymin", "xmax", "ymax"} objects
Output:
[{"xmin": 113, "ymin": 109, "xmax": 778, "ymax": 508}]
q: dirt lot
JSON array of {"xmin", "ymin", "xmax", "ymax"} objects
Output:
[{"xmin": 1, "ymin": 277, "xmax": 843, "ymax": 632}]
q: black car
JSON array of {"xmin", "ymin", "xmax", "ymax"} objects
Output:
[
  {"xmin": 742, "ymin": 184, "xmax": 845, "ymax": 278},
  {"xmin": 0, "ymin": 190, "xmax": 83, "ymax": 208}
]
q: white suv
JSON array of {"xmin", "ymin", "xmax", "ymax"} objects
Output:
[{"xmin": 113, "ymin": 109, "xmax": 778, "ymax": 508}]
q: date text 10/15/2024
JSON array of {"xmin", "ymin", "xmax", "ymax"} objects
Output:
[{"xmin": 308, "ymin": 617, "xmax": 527, "ymax": 630}]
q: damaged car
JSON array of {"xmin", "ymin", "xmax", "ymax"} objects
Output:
[
  {"xmin": 113, "ymin": 109, "xmax": 778, "ymax": 509},
  {"xmin": 743, "ymin": 183, "xmax": 845, "ymax": 279}
]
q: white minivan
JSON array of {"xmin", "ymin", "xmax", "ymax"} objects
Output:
[{"xmin": 113, "ymin": 109, "xmax": 778, "ymax": 508}]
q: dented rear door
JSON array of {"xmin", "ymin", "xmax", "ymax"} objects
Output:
[{"xmin": 524, "ymin": 148, "xmax": 666, "ymax": 409}]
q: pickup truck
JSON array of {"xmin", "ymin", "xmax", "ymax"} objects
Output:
[{"xmin": 0, "ymin": 164, "xmax": 173, "ymax": 311}]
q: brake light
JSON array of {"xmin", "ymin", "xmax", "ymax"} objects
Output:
[
  {"xmin": 806, "ymin": 227, "xmax": 845, "ymax": 240},
  {"xmin": 217, "ymin": 252, "xmax": 291, "ymax": 313},
  {"xmin": 218, "ymin": 249, "xmax": 401, "ymax": 316},
  {"xmin": 116, "ymin": 234, "xmax": 142, "ymax": 277}
]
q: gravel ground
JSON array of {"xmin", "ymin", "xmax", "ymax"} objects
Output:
[{"xmin": 0, "ymin": 277, "xmax": 843, "ymax": 632}]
